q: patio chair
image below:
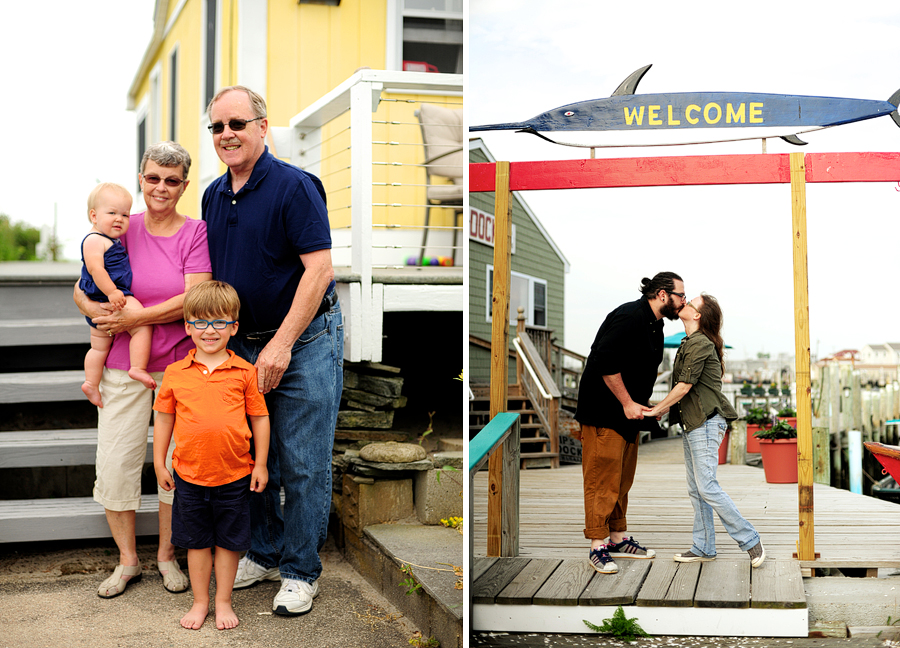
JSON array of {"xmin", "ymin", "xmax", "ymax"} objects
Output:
[{"xmin": 415, "ymin": 103, "xmax": 463, "ymax": 264}]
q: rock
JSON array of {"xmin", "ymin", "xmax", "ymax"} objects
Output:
[{"xmin": 360, "ymin": 442, "xmax": 426, "ymax": 463}]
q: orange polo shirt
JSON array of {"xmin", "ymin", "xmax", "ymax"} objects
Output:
[{"xmin": 153, "ymin": 348, "xmax": 268, "ymax": 487}]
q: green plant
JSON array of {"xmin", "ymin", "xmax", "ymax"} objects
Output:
[
  {"xmin": 777, "ymin": 406, "xmax": 796, "ymax": 417},
  {"xmin": 583, "ymin": 606, "xmax": 649, "ymax": 642},
  {"xmin": 754, "ymin": 419, "xmax": 797, "ymax": 440},
  {"xmin": 409, "ymin": 632, "xmax": 440, "ymax": 647},
  {"xmin": 743, "ymin": 406, "xmax": 771, "ymax": 426},
  {"xmin": 876, "ymin": 615, "xmax": 900, "ymax": 638},
  {"xmin": 399, "ymin": 563, "xmax": 422, "ymax": 595}
]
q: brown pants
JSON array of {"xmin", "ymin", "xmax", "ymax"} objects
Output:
[{"xmin": 581, "ymin": 424, "xmax": 638, "ymax": 540}]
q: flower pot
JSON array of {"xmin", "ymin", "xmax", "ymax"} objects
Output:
[
  {"xmin": 778, "ymin": 416, "xmax": 797, "ymax": 428},
  {"xmin": 746, "ymin": 424, "xmax": 764, "ymax": 453},
  {"xmin": 759, "ymin": 438, "xmax": 798, "ymax": 483},
  {"xmin": 718, "ymin": 430, "xmax": 730, "ymax": 465}
]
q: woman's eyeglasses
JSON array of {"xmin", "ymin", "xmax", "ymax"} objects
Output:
[
  {"xmin": 207, "ymin": 117, "xmax": 264, "ymax": 134},
  {"xmin": 142, "ymin": 174, "xmax": 185, "ymax": 188},
  {"xmin": 186, "ymin": 319, "xmax": 237, "ymax": 330}
]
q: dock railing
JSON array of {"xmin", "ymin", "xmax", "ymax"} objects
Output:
[{"xmin": 468, "ymin": 412, "xmax": 520, "ymax": 622}]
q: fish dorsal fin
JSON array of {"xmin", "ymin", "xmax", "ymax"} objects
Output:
[{"xmin": 612, "ymin": 64, "xmax": 652, "ymax": 96}]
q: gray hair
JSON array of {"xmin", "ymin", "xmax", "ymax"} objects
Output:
[
  {"xmin": 206, "ymin": 85, "xmax": 267, "ymax": 120},
  {"xmin": 140, "ymin": 141, "xmax": 192, "ymax": 179}
]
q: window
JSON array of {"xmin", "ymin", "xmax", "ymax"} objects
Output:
[
  {"xmin": 136, "ymin": 114, "xmax": 147, "ymax": 192},
  {"xmin": 486, "ymin": 266, "xmax": 549, "ymax": 327},
  {"xmin": 390, "ymin": 0, "xmax": 463, "ymax": 74},
  {"xmin": 169, "ymin": 47, "xmax": 178, "ymax": 141}
]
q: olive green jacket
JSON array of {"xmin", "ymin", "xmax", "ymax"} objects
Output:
[{"xmin": 671, "ymin": 331, "xmax": 738, "ymax": 432}]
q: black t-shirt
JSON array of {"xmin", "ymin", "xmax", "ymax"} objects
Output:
[{"xmin": 574, "ymin": 297, "xmax": 663, "ymax": 442}]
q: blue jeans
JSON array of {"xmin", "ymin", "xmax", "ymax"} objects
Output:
[
  {"xmin": 229, "ymin": 295, "xmax": 343, "ymax": 583},
  {"xmin": 682, "ymin": 414, "xmax": 759, "ymax": 556}
]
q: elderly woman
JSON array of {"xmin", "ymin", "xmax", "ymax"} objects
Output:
[{"xmin": 75, "ymin": 141, "xmax": 212, "ymax": 598}]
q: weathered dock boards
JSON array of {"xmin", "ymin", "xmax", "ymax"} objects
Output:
[{"xmin": 472, "ymin": 557, "xmax": 807, "ymax": 636}]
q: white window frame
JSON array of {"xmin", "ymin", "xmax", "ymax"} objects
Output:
[
  {"xmin": 485, "ymin": 265, "xmax": 548, "ymax": 327},
  {"xmin": 149, "ymin": 62, "xmax": 162, "ymax": 145},
  {"xmin": 385, "ymin": 0, "xmax": 463, "ymax": 72},
  {"xmin": 168, "ymin": 43, "xmax": 180, "ymax": 141}
]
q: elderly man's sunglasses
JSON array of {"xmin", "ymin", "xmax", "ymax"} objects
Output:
[{"xmin": 207, "ymin": 117, "xmax": 263, "ymax": 134}]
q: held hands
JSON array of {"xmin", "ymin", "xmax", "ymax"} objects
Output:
[
  {"xmin": 250, "ymin": 464, "xmax": 268, "ymax": 492},
  {"xmin": 643, "ymin": 404, "xmax": 668, "ymax": 420},
  {"xmin": 623, "ymin": 401, "xmax": 646, "ymax": 420}
]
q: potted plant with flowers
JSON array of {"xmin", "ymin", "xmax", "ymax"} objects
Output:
[
  {"xmin": 743, "ymin": 407, "xmax": 770, "ymax": 454},
  {"xmin": 777, "ymin": 406, "xmax": 797, "ymax": 429},
  {"xmin": 755, "ymin": 419, "xmax": 798, "ymax": 483}
]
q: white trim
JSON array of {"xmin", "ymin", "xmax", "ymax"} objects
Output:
[
  {"xmin": 513, "ymin": 338, "xmax": 552, "ymax": 399},
  {"xmin": 164, "ymin": 0, "xmax": 188, "ymax": 37},
  {"xmin": 237, "ymin": 0, "xmax": 267, "ymax": 96},
  {"xmin": 149, "ymin": 62, "xmax": 163, "ymax": 145},
  {"xmin": 167, "ymin": 42, "xmax": 180, "ymax": 141},
  {"xmin": 469, "ymin": 138, "xmax": 571, "ymax": 273},
  {"xmin": 198, "ymin": 0, "xmax": 222, "ymax": 216},
  {"xmin": 385, "ymin": 0, "xmax": 402, "ymax": 71},
  {"xmin": 486, "ymin": 265, "xmax": 547, "ymax": 327},
  {"xmin": 473, "ymin": 603, "xmax": 808, "ymax": 637}
]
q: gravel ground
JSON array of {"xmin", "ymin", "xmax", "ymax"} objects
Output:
[{"xmin": 0, "ymin": 537, "xmax": 420, "ymax": 648}]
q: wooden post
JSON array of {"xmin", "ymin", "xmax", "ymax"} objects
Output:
[
  {"xmin": 790, "ymin": 152, "xmax": 815, "ymax": 561},
  {"xmin": 812, "ymin": 426, "xmax": 831, "ymax": 485},
  {"xmin": 730, "ymin": 420, "xmax": 747, "ymax": 466},
  {"xmin": 488, "ymin": 161, "xmax": 513, "ymax": 557}
]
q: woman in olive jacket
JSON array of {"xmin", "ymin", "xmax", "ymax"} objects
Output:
[{"xmin": 645, "ymin": 294, "xmax": 765, "ymax": 568}]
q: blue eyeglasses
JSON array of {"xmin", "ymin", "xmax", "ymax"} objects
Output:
[{"xmin": 186, "ymin": 319, "xmax": 236, "ymax": 330}]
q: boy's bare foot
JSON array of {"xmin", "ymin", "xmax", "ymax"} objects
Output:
[
  {"xmin": 215, "ymin": 601, "xmax": 239, "ymax": 630},
  {"xmin": 81, "ymin": 382, "xmax": 103, "ymax": 408},
  {"xmin": 128, "ymin": 368, "xmax": 157, "ymax": 390},
  {"xmin": 181, "ymin": 602, "xmax": 208, "ymax": 630}
]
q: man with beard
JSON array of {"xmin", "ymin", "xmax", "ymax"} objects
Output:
[{"xmin": 573, "ymin": 271, "xmax": 685, "ymax": 574}]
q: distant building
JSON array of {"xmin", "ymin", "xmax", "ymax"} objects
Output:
[
  {"xmin": 468, "ymin": 138, "xmax": 569, "ymax": 385},
  {"xmin": 856, "ymin": 343, "xmax": 900, "ymax": 384}
]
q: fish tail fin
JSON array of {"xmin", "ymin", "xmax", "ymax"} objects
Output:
[{"xmin": 889, "ymin": 89, "xmax": 900, "ymax": 128}]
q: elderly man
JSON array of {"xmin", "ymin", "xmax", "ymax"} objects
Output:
[
  {"xmin": 574, "ymin": 271, "xmax": 685, "ymax": 575},
  {"xmin": 202, "ymin": 85, "xmax": 342, "ymax": 617}
]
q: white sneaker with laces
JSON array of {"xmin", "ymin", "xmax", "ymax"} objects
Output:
[
  {"xmin": 233, "ymin": 555, "xmax": 281, "ymax": 590},
  {"xmin": 273, "ymin": 578, "xmax": 319, "ymax": 616}
]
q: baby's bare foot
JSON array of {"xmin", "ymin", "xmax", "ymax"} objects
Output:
[
  {"xmin": 181, "ymin": 602, "xmax": 208, "ymax": 630},
  {"xmin": 81, "ymin": 382, "xmax": 103, "ymax": 408},
  {"xmin": 128, "ymin": 368, "xmax": 157, "ymax": 390},
  {"xmin": 215, "ymin": 601, "xmax": 239, "ymax": 630}
]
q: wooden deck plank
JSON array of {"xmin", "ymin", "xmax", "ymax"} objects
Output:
[
  {"xmin": 472, "ymin": 557, "xmax": 498, "ymax": 584},
  {"xmin": 0, "ymin": 428, "xmax": 153, "ymax": 468},
  {"xmin": 751, "ymin": 559, "xmax": 806, "ymax": 609},
  {"xmin": 695, "ymin": 560, "xmax": 750, "ymax": 608},
  {"xmin": 473, "ymin": 558, "xmax": 530, "ymax": 604},
  {"xmin": 532, "ymin": 559, "xmax": 595, "ymax": 606},
  {"xmin": 635, "ymin": 560, "xmax": 699, "ymax": 607},
  {"xmin": 579, "ymin": 559, "xmax": 651, "ymax": 606},
  {"xmin": 496, "ymin": 559, "xmax": 561, "ymax": 605}
]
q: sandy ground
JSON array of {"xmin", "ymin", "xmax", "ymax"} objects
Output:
[{"xmin": 0, "ymin": 537, "xmax": 420, "ymax": 648}]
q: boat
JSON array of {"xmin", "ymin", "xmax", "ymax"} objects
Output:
[{"xmin": 864, "ymin": 441, "xmax": 900, "ymax": 482}]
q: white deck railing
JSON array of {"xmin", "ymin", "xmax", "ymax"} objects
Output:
[{"xmin": 270, "ymin": 70, "xmax": 463, "ymax": 363}]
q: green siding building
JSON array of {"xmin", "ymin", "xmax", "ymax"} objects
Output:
[{"xmin": 469, "ymin": 139, "xmax": 569, "ymax": 385}]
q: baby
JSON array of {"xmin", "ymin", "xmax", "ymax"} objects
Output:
[{"xmin": 79, "ymin": 182, "xmax": 155, "ymax": 407}]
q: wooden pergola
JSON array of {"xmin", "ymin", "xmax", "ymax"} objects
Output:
[{"xmin": 470, "ymin": 150, "xmax": 900, "ymax": 561}]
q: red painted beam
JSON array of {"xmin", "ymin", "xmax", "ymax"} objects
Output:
[{"xmin": 469, "ymin": 152, "xmax": 900, "ymax": 192}]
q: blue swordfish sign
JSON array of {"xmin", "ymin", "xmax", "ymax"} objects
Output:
[{"xmin": 470, "ymin": 65, "xmax": 900, "ymax": 148}]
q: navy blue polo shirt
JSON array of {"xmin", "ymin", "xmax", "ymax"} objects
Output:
[{"xmin": 202, "ymin": 147, "xmax": 335, "ymax": 334}]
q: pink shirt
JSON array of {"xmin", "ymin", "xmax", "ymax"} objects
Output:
[{"xmin": 106, "ymin": 213, "xmax": 211, "ymax": 373}]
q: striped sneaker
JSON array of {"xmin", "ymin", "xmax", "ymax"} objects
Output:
[
  {"xmin": 588, "ymin": 545, "xmax": 618, "ymax": 574},
  {"xmin": 608, "ymin": 536, "xmax": 656, "ymax": 559},
  {"xmin": 748, "ymin": 541, "xmax": 765, "ymax": 569},
  {"xmin": 673, "ymin": 550, "xmax": 715, "ymax": 563}
]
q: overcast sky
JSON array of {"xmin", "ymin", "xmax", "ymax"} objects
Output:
[
  {"xmin": 469, "ymin": 0, "xmax": 900, "ymax": 361},
  {"xmin": 0, "ymin": 1, "xmax": 155, "ymax": 262}
]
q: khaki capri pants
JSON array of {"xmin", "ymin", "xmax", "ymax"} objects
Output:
[{"xmin": 93, "ymin": 368, "xmax": 175, "ymax": 511}]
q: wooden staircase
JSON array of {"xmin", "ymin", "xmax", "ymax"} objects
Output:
[{"xmin": 469, "ymin": 386, "xmax": 558, "ymax": 468}]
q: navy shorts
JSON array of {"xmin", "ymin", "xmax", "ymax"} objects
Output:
[{"xmin": 171, "ymin": 472, "xmax": 251, "ymax": 551}]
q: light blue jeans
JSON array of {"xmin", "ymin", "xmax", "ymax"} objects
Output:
[
  {"xmin": 683, "ymin": 414, "xmax": 759, "ymax": 557},
  {"xmin": 229, "ymin": 296, "xmax": 343, "ymax": 584}
]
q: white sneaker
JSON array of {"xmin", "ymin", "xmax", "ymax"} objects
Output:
[
  {"xmin": 272, "ymin": 578, "xmax": 319, "ymax": 616},
  {"xmin": 233, "ymin": 556, "xmax": 281, "ymax": 590}
]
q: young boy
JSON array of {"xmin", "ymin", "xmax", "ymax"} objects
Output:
[
  {"xmin": 153, "ymin": 280, "xmax": 270, "ymax": 630},
  {"xmin": 79, "ymin": 182, "xmax": 156, "ymax": 407}
]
